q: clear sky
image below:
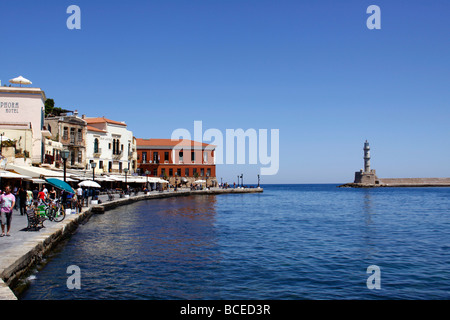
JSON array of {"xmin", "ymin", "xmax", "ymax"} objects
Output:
[{"xmin": 1, "ymin": 0, "xmax": 449, "ymax": 184}]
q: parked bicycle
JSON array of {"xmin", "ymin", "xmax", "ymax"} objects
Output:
[{"xmin": 30, "ymin": 198, "xmax": 66, "ymax": 228}]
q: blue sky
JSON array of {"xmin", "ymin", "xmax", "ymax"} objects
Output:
[{"xmin": 1, "ymin": 0, "xmax": 449, "ymax": 184}]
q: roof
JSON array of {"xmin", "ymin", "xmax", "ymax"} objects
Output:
[
  {"xmin": 86, "ymin": 125, "xmax": 107, "ymax": 133},
  {"xmin": 136, "ymin": 138, "xmax": 215, "ymax": 149},
  {"xmin": 85, "ymin": 117, "xmax": 127, "ymax": 127},
  {"xmin": 0, "ymin": 86, "xmax": 47, "ymax": 101}
]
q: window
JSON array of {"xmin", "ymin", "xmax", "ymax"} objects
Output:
[
  {"xmin": 185, "ymin": 168, "xmax": 189, "ymax": 177},
  {"xmin": 169, "ymin": 168, "xmax": 173, "ymax": 176},
  {"xmin": 63, "ymin": 127, "xmax": 68, "ymax": 140},
  {"xmin": 164, "ymin": 152, "xmax": 169, "ymax": 162},
  {"xmin": 70, "ymin": 128, "xmax": 75, "ymax": 144},
  {"xmin": 161, "ymin": 168, "xmax": 166, "ymax": 177},
  {"xmin": 94, "ymin": 138, "xmax": 99, "ymax": 153},
  {"xmin": 200, "ymin": 168, "xmax": 204, "ymax": 177},
  {"xmin": 77, "ymin": 151, "xmax": 82, "ymax": 163},
  {"xmin": 119, "ymin": 162, "xmax": 122, "ymax": 172},
  {"xmin": 207, "ymin": 168, "xmax": 211, "ymax": 177},
  {"xmin": 78, "ymin": 129, "xmax": 82, "ymax": 142},
  {"xmin": 142, "ymin": 152, "xmax": 147, "ymax": 163},
  {"xmin": 203, "ymin": 152, "xmax": 208, "ymax": 163},
  {"xmin": 99, "ymin": 161, "xmax": 103, "ymax": 169},
  {"xmin": 177, "ymin": 168, "xmax": 181, "ymax": 177},
  {"xmin": 193, "ymin": 168, "xmax": 197, "ymax": 176},
  {"xmin": 153, "ymin": 152, "xmax": 159, "ymax": 163},
  {"xmin": 109, "ymin": 143, "xmax": 111, "ymax": 150},
  {"xmin": 191, "ymin": 151, "xmax": 195, "ymax": 162},
  {"xmin": 179, "ymin": 151, "xmax": 183, "ymax": 162},
  {"xmin": 153, "ymin": 169, "xmax": 157, "ymax": 176}
]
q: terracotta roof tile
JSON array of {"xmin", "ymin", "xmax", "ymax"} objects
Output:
[{"xmin": 85, "ymin": 117, "xmax": 127, "ymax": 126}]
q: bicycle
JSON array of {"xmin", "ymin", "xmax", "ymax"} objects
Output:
[{"xmin": 34, "ymin": 198, "xmax": 66, "ymax": 224}]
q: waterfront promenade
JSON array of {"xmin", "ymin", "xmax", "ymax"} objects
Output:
[{"xmin": 0, "ymin": 187, "xmax": 263, "ymax": 300}]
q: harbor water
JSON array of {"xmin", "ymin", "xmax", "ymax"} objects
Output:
[{"xmin": 19, "ymin": 185, "xmax": 450, "ymax": 299}]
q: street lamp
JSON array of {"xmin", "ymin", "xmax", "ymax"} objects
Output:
[
  {"xmin": 240, "ymin": 174, "xmax": 243, "ymax": 188},
  {"xmin": 124, "ymin": 168, "xmax": 129, "ymax": 185},
  {"xmin": 237, "ymin": 175, "xmax": 239, "ymax": 188},
  {"xmin": 61, "ymin": 149, "xmax": 70, "ymax": 182},
  {"xmin": 90, "ymin": 162, "xmax": 96, "ymax": 181},
  {"xmin": 257, "ymin": 174, "xmax": 260, "ymax": 188}
]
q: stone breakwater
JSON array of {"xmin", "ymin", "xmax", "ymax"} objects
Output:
[
  {"xmin": 0, "ymin": 188, "xmax": 263, "ymax": 300},
  {"xmin": 339, "ymin": 177, "xmax": 450, "ymax": 188}
]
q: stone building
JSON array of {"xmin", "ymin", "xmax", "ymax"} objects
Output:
[
  {"xmin": 136, "ymin": 138, "xmax": 217, "ymax": 186},
  {"xmin": 44, "ymin": 110, "xmax": 87, "ymax": 169}
]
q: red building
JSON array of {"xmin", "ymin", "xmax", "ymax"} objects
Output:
[{"xmin": 136, "ymin": 138, "xmax": 217, "ymax": 186}]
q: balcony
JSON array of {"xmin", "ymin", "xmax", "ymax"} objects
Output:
[
  {"xmin": 93, "ymin": 148, "xmax": 102, "ymax": 158},
  {"xmin": 112, "ymin": 150, "xmax": 123, "ymax": 160}
]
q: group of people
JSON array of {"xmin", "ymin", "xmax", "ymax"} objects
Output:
[{"xmin": 0, "ymin": 184, "xmax": 79, "ymax": 237}]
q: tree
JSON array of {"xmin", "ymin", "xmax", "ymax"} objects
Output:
[
  {"xmin": 44, "ymin": 98, "xmax": 72, "ymax": 117},
  {"xmin": 45, "ymin": 99, "xmax": 55, "ymax": 116}
]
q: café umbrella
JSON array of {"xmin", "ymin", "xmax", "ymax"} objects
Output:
[
  {"xmin": 78, "ymin": 180, "xmax": 101, "ymax": 188},
  {"xmin": 45, "ymin": 178, "xmax": 75, "ymax": 194},
  {"xmin": 9, "ymin": 76, "xmax": 32, "ymax": 87}
]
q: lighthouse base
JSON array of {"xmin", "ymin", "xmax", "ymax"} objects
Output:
[{"xmin": 354, "ymin": 169, "xmax": 379, "ymax": 185}]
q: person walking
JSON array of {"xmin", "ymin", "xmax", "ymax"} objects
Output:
[
  {"xmin": 77, "ymin": 186, "xmax": 83, "ymax": 208},
  {"xmin": 32, "ymin": 186, "xmax": 39, "ymax": 205},
  {"xmin": 49, "ymin": 187, "xmax": 57, "ymax": 200},
  {"xmin": 18, "ymin": 187, "xmax": 27, "ymax": 216},
  {"xmin": 0, "ymin": 186, "xmax": 16, "ymax": 237}
]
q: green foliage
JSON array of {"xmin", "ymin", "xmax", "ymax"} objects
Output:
[{"xmin": 44, "ymin": 98, "xmax": 71, "ymax": 117}]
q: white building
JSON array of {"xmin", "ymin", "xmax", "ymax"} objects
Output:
[
  {"xmin": 0, "ymin": 86, "xmax": 48, "ymax": 164},
  {"xmin": 84, "ymin": 116, "xmax": 135, "ymax": 174}
]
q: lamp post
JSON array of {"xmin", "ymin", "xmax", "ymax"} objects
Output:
[
  {"xmin": 91, "ymin": 162, "xmax": 96, "ymax": 182},
  {"xmin": 0, "ymin": 133, "xmax": 4, "ymax": 156},
  {"xmin": 145, "ymin": 170, "xmax": 149, "ymax": 190},
  {"xmin": 240, "ymin": 174, "xmax": 243, "ymax": 188},
  {"xmin": 257, "ymin": 174, "xmax": 260, "ymax": 188},
  {"xmin": 124, "ymin": 168, "xmax": 129, "ymax": 185},
  {"xmin": 61, "ymin": 149, "xmax": 70, "ymax": 182},
  {"xmin": 237, "ymin": 175, "xmax": 239, "ymax": 188},
  {"xmin": 206, "ymin": 172, "xmax": 209, "ymax": 189}
]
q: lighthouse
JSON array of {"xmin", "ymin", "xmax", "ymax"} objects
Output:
[
  {"xmin": 364, "ymin": 140, "xmax": 370, "ymax": 173},
  {"xmin": 353, "ymin": 140, "xmax": 378, "ymax": 185}
]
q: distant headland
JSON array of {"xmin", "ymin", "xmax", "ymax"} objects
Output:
[{"xmin": 339, "ymin": 140, "xmax": 450, "ymax": 188}]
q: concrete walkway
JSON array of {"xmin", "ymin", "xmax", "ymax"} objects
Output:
[{"xmin": 0, "ymin": 187, "xmax": 262, "ymax": 299}]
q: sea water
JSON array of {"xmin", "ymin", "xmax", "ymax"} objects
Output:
[{"xmin": 19, "ymin": 185, "xmax": 450, "ymax": 299}]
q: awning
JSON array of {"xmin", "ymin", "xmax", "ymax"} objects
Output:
[
  {"xmin": 28, "ymin": 178, "xmax": 46, "ymax": 184},
  {"xmin": 6, "ymin": 164, "xmax": 64, "ymax": 178},
  {"xmin": 53, "ymin": 177, "xmax": 78, "ymax": 182},
  {"xmin": 0, "ymin": 170, "xmax": 32, "ymax": 179}
]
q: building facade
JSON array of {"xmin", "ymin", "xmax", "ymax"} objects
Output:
[
  {"xmin": 84, "ymin": 116, "xmax": 134, "ymax": 174},
  {"xmin": 136, "ymin": 138, "xmax": 217, "ymax": 186},
  {"xmin": 44, "ymin": 111, "xmax": 87, "ymax": 169},
  {"xmin": 0, "ymin": 87, "xmax": 47, "ymax": 164}
]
